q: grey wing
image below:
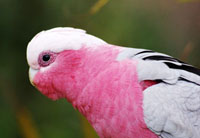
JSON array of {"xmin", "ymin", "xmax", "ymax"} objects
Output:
[
  {"xmin": 143, "ymin": 81, "xmax": 200, "ymax": 138},
  {"xmin": 117, "ymin": 47, "xmax": 200, "ymax": 85},
  {"xmin": 117, "ymin": 47, "xmax": 200, "ymax": 138}
]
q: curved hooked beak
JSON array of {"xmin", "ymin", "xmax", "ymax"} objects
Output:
[{"xmin": 29, "ymin": 68, "xmax": 38, "ymax": 86}]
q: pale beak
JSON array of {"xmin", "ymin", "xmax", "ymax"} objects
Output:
[{"xmin": 29, "ymin": 67, "xmax": 38, "ymax": 86}]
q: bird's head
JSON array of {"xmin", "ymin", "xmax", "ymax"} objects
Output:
[{"xmin": 27, "ymin": 27, "xmax": 108, "ymax": 101}]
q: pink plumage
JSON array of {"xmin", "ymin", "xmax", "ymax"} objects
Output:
[
  {"xmin": 33, "ymin": 46, "xmax": 157, "ymax": 138},
  {"xmin": 27, "ymin": 27, "xmax": 200, "ymax": 138}
]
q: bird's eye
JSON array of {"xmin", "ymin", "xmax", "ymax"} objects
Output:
[
  {"xmin": 42, "ymin": 54, "xmax": 50, "ymax": 62},
  {"xmin": 38, "ymin": 51, "xmax": 57, "ymax": 67}
]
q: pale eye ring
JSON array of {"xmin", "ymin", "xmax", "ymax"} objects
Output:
[{"xmin": 38, "ymin": 51, "xmax": 57, "ymax": 67}]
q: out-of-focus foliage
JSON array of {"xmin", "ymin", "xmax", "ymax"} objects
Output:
[
  {"xmin": 16, "ymin": 107, "xmax": 40, "ymax": 138},
  {"xmin": 0, "ymin": 0, "xmax": 200, "ymax": 138},
  {"xmin": 177, "ymin": 0, "xmax": 200, "ymax": 3},
  {"xmin": 89, "ymin": 0, "xmax": 110, "ymax": 15}
]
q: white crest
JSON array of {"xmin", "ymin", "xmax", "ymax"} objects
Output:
[{"xmin": 27, "ymin": 27, "xmax": 107, "ymax": 69}]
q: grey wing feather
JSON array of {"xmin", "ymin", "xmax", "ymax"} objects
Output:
[
  {"xmin": 117, "ymin": 47, "xmax": 200, "ymax": 138},
  {"xmin": 117, "ymin": 47, "xmax": 200, "ymax": 85}
]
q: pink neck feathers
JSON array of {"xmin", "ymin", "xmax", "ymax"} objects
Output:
[{"xmin": 34, "ymin": 46, "xmax": 157, "ymax": 138}]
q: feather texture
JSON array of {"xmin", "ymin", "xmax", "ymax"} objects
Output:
[
  {"xmin": 27, "ymin": 27, "xmax": 200, "ymax": 138},
  {"xmin": 117, "ymin": 47, "xmax": 200, "ymax": 138}
]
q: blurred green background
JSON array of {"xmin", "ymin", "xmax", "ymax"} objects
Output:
[{"xmin": 0, "ymin": 0, "xmax": 200, "ymax": 138}]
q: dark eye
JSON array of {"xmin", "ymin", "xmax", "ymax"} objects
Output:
[
  {"xmin": 38, "ymin": 51, "xmax": 57, "ymax": 67},
  {"xmin": 42, "ymin": 54, "xmax": 50, "ymax": 62}
]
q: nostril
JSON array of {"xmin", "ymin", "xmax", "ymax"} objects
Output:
[
  {"xmin": 28, "ymin": 61, "xmax": 40, "ymax": 70},
  {"xmin": 29, "ymin": 68, "xmax": 38, "ymax": 86}
]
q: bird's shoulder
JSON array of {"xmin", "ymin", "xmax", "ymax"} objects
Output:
[
  {"xmin": 116, "ymin": 47, "xmax": 200, "ymax": 85},
  {"xmin": 117, "ymin": 47, "xmax": 200, "ymax": 137}
]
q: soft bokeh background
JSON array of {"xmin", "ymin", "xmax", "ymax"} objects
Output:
[{"xmin": 0, "ymin": 0, "xmax": 200, "ymax": 138}]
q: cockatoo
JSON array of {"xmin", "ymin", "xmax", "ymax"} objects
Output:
[{"xmin": 27, "ymin": 27, "xmax": 200, "ymax": 138}]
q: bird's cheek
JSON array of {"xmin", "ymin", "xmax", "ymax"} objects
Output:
[{"xmin": 29, "ymin": 67, "xmax": 39, "ymax": 86}]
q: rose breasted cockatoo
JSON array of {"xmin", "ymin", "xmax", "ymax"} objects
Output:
[{"xmin": 27, "ymin": 27, "xmax": 200, "ymax": 138}]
